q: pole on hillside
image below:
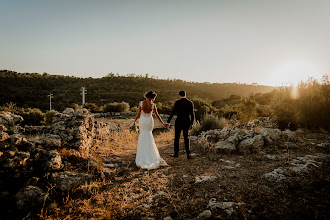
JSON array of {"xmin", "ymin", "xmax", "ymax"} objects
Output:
[
  {"xmin": 48, "ymin": 93, "xmax": 53, "ymax": 111},
  {"xmin": 80, "ymin": 87, "xmax": 87, "ymax": 106}
]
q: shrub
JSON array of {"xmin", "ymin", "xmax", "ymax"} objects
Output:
[
  {"xmin": 191, "ymin": 98, "xmax": 217, "ymax": 120},
  {"xmin": 103, "ymin": 102, "xmax": 130, "ymax": 112},
  {"xmin": 45, "ymin": 110, "xmax": 57, "ymax": 125},
  {"xmin": 236, "ymin": 95, "xmax": 258, "ymax": 123},
  {"xmin": 18, "ymin": 108, "xmax": 45, "ymax": 126},
  {"xmin": 130, "ymin": 106, "xmax": 138, "ymax": 112},
  {"xmin": 84, "ymin": 103, "xmax": 101, "ymax": 113},
  {"xmin": 271, "ymin": 75, "xmax": 329, "ymax": 131},
  {"xmin": 190, "ymin": 114, "xmax": 228, "ymax": 135}
]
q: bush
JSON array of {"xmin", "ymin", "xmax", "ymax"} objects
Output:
[
  {"xmin": 103, "ymin": 102, "xmax": 130, "ymax": 112},
  {"xmin": 84, "ymin": 103, "xmax": 101, "ymax": 113},
  {"xmin": 130, "ymin": 106, "xmax": 138, "ymax": 112},
  {"xmin": 190, "ymin": 114, "xmax": 228, "ymax": 135},
  {"xmin": 45, "ymin": 110, "xmax": 57, "ymax": 125},
  {"xmin": 236, "ymin": 95, "xmax": 258, "ymax": 123},
  {"xmin": 191, "ymin": 98, "xmax": 217, "ymax": 120},
  {"xmin": 18, "ymin": 108, "xmax": 45, "ymax": 126},
  {"xmin": 271, "ymin": 75, "xmax": 329, "ymax": 131}
]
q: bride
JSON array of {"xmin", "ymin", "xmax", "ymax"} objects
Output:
[{"xmin": 133, "ymin": 91, "xmax": 168, "ymax": 170}]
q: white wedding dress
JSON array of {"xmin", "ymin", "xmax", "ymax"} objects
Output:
[{"xmin": 135, "ymin": 101, "xmax": 167, "ymax": 170}]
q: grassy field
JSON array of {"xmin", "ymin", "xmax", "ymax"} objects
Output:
[{"xmin": 44, "ymin": 119, "xmax": 329, "ymax": 220}]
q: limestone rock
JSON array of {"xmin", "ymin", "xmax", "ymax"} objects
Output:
[
  {"xmin": 44, "ymin": 150, "xmax": 62, "ymax": 171},
  {"xmin": 282, "ymin": 130, "xmax": 297, "ymax": 142},
  {"xmin": 0, "ymin": 131, "xmax": 9, "ymax": 141},
  {"xmin": 196, "ymin": 210, "xmax": 212, "ymax": 219},
  {"xmin": 264, "ymin": 168, "xmax": 286, "ymax": 182},
  {"xmin": 15, "ymin": 186, "xmax": 48, "ymax": 211},
  {"xmin": 51, "ymin": 171, "xmax": 89, "ymax": 191},
  {"xmin": 36, "ymin": 134, "xmax": 62, "ymax": 148},
  {"xmin": 238, "ymin": 135, "xmax": 264, "ymax": 154},
  {"xmin": 259, "ymin": 128, "xmax": 281, "ymax": 145},
  {"xmin": 215, "ymin": 141, "xmax": 236, "ymax": 152}
]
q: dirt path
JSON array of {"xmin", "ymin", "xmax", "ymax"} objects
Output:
[{"xmin": 49, "ymin": 129, "xmax": 330, "ymax": 220}]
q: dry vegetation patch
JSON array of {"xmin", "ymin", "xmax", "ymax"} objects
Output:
[{"xmin": 44, "ymin": 122, "xmax": 329, "ymax": 220}]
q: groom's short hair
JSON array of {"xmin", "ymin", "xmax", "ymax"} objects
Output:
[{"xmin": 179, "ymin": 91, "xmax": 186, "ymax": 97}]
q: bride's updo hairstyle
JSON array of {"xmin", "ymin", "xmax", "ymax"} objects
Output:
[{"xmin": 145, "ymin": 91, "xmax": 157, "ymax": 100}]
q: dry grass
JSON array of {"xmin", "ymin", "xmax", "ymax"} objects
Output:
[{"xmin": 43, "ymin": 119, "xmax": 329, "ymax": 220}]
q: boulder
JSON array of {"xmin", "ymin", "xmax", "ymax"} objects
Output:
[
  {"xmin": 215, "ymin": 141, "xmax": 236, "ymax": 153},
  {"xmin": 9, "ymin": 134, "xmax": 25, "ymax": 146},
  {"xmin": 238, "ymin": 135, "xmax": 264, "ymax": 154},
  {"xmin": 0, "ymin": 131, "xmax": 9, "ymax": 141},
  {"xmin": 196, "ymin": 210, "xmax": 212, "ymax": 219},
  {"xmin": 44, "ymin": 150, "xmax": 62, "ymax": 171},
  {"xmin": 36, "ymin": 134, "xmax": 62, "ymax": 148},
  {"xmin": 264, "ymin": 168, "xmax": 286, "ymax": 182},
  {"xmin": 227, "ymin": 135, "xmax": 239, "ymax": 146},
  {"xmin": 51, "ymin": 171, "xmax": 89, "ymax": 191},
  {"xmin": 259, "ymin": 128, "xmax": 281, "ymax": 145},
  {"xmin": 62, "ymin": 108, "xmax": 74, "ymax": 115},
  {"xmin": 0, "ymin": 124, "xmax": 8, "ymax": 132},
  {"xmin": 15, "ymin": 186, "xmax": 48, "ymax": 211},
  {"xmin": 282, "ymin": 130, "xmax": 297, "ymax": 142}
]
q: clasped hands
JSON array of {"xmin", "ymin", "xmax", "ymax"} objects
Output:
[{"xmin": 163, "ymin": 123, "xmax": 170, "ymax": 129}]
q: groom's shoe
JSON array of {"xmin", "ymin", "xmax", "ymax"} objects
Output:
[
  {"xmin": 187, "ymin": 154, "xmax": 192, "ymax": 159},
  {"xmin": 171, "ymin": 153, "xmax": 178, "ymax": 158}
]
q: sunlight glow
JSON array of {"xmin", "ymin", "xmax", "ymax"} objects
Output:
[{"xmin": 268, "ymin": 60, "xmax": 321, "ymax": 86}]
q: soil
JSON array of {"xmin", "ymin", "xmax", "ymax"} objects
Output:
[{"xmin": 45, "ymin": 125, "xmax": 329, "ymax": 220}]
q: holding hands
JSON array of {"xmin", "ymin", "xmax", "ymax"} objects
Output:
[{"xmin": 164, "ymin": 123, "xmax": 170, "ymax": 129}]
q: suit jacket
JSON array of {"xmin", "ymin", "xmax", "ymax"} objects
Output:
[{"xmin": 167, "ymin": 98, "xmax": 195, "ymax": 127}]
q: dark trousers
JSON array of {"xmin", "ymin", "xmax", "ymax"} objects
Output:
[{"xmin": 174, "ymin": 123, "xmax": 190, "ymax": 155}]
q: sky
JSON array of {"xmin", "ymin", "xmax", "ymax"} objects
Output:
[{"xmin": 0, "ymin": 0, "xmax": 329, "ymax": 86}]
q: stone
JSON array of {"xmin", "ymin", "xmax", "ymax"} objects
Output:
[
  {"xmin": 12, "ymin": 151, "xmax": 30, "ymax": 167},
  {"xmin": 44, "ymin": 150, "xmax": 62, "ymax": 171},
  {"xmin": 0, "ymin": 124, "xmax": 8, "ymax": 132},
  {"xmin": 195, "ymin": 176, "xmax": 217, "ymax": 183},
  {"xmin": 282, "ymin": 130, "xmax": 297, "ymax": 142},
  {"xmin": 196, "ymin": 210, "xmax": 212, "ymax": 219},
  {"xmin": 264, "ymin": 168, "xmax": 286, "ymax": 182},
  {"xmin": 103, "ymin": 163, "xmax": 118, "ymax": 168},
  {"xmin": 215, "ymin": 141, "xmax": 236, "ymax": 152},
  {"xmin": 51, "ymin": 171, "xmax": 89, "ymax": 191},
  {"xmin": 36, "ymin": 134, "xmax": 62, "ymax": 148},
  {"xmin": 62, "ymin": 108, "xmax": 74, "ymax": 115},
  {"xmin": 238, "ymin": 135, "xmax": 264, "ymax": 154},
  {"xmin": 15, "ymin": 186, "xmax": 48, "ymax": 211},
  {"xmin": 9, "ymin": 134, "xmax": 25, "ymax": 146},
  {"xmin": 259, "ymin": 128, "xmax": 281, "ymax": 145},
  {"xmin": 0, "ymin": 131, "xmax": 9, "ymax": 141},
  {"xmin": 227, "ymin": 135, "xmax": 239, "ymax": 146}
]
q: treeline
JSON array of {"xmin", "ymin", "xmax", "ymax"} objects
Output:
[{"xmin": 0, "ymin": 70, "xmax": 274, "ymax": 111}]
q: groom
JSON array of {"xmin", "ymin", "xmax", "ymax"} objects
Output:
[{"xmin": 167, "ymin": 91, "xmax": 195, "ymax": 159}]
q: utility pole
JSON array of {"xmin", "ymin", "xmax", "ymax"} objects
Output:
[
  {"xmin": 80, "ymin": 87, "xmax": 87, "ymax": 106},
  {"xmin": 225, "ymin": 90, "xmax": 227, "ymax": 99},
  {"xmin": 48, "ymin": 93, "xmax": 53, "ymax": 111}
]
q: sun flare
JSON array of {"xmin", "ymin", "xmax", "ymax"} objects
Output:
[{"xmin": 268, "ymin": 60, "xmax": 322, "ymax": 86}]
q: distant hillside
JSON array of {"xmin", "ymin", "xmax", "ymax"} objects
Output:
[{"xmin": 0, "ymin": 70, "xmax": 275, "ymax": 111}]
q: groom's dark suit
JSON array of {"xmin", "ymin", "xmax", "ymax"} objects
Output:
[{"xmin": 167, "ymin": 97, "xmax": 195, "ymax": 156}]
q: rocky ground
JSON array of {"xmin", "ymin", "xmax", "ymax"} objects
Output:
[{"xmin": 1, "ymin": 110, "xmax": 329, "ymax": 219}]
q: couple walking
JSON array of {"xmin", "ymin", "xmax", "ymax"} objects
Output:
[{"xmin": 133, "ymin": 90, "xmax": 195, "ymax": 170}]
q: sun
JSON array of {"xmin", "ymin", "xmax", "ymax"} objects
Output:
[{"xmin": 267, "ymin": 60, "xmax": 321, "ymax": 86}]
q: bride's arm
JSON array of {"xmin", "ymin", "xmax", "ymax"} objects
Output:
[
  {"xmin": 153, "ymin": 105, "xmax": 166, "ymax": 128},
  {"xmin": 133, "ymin": 104, "xmax": 141, "ymax": 127}
]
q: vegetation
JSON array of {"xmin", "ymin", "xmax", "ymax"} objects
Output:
[
  {"xmin": 272, "ymin": 75, "xmax": 330, "ymax": 130},
  {"xmin": 190, "ymin": 114, "xmax": 228, "ymax": 135},
  {"xmin": 0, "ymin": 70, "xmax": 274, "ymax": 112},
  {"xmin": 103, "ymin": 102, "xmax": 130, "ymax": 113}
]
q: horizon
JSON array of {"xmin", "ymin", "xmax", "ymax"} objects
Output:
[{"xmin": 1, "ymin": 0, "xmax": 329, "ymax": 86}]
